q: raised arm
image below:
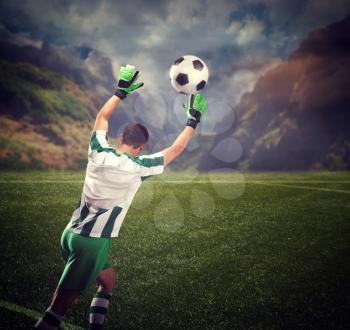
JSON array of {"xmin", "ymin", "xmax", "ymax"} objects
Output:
[
  {"xmin": 162, "ymin": 126, "xmax": 194, "ymax": 166},
  {"xmin": 93, "ymin": 95, "xmax": 121, "ymax": 131},
  {"xmin": 93, "ymin": 65, "xmax": 144, "ymax": 132},
  {"xmin": 162, "ymin": 93, "xmax": 207, "ymax": 166}
]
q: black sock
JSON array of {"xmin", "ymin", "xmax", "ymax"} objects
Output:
[{"xmin": 35, "ymin": 308, "xmax": 63, "ymax": 329}]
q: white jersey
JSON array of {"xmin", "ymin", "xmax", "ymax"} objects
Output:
[{"xmin": 65, "ymin": 130, "xmax": 164, "ymax": 238}]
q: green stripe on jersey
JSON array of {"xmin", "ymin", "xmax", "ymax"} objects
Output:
[
  {"xmin": 71, "ymin": 202, "xmax": 90, "ymax": 227},
  {"xmin": 139, "ymin": 156, "xmax": 164, "ymax": 167},
  {"xmin": 101, "ymin": 206, "xmax": 123, "ymax": 237},
  {"xmin": 141, "ymin": 175, "xmax": 152, "ymax": 181},
  {"xmin": 90, "ymin": 132, "xmax": 121, "ymax": 156},
  {"xmin": 75, "ymin": 198, "xmax": 81, "ymax": 210},
  {"xmin": 125, "ymin": 153, "xmax": 164, "ymax": 168},
  {"xmin": 90, "ymin": 132, "xmax": 103, "ymax": 151},
  {"xmin": 80, "ymin": 207, "xmax": 109, "ymax": 236}
]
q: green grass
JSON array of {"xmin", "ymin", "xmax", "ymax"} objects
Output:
[{"xmin": 0, "ymin": 171, "xmax": 350, "ymax": 329}]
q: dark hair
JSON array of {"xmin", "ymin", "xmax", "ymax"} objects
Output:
[{"xmin": 121, "ymin": 123, "xmax": 149, "ymax": 148}]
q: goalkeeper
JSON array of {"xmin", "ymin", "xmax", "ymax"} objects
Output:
[{"xmin": 35, "ymin": 64, "xmax": 207, "ymax": 330}]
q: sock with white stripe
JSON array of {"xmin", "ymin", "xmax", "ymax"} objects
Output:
[
  {"xmin": 35, "ymin": 308, "xmax": 63, "ymax": 329},
  {"xmin": 89, "ymin": 291, "xmax": 112, "ymax": 329}
]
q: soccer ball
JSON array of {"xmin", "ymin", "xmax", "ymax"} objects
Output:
[{"xmin": 169, "ymin": 55, "xmax": 209, "ymax": 95}]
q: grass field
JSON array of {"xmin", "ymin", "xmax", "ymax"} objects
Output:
[{"xmin": 0, "ymin": 171, "xmax": 350, "ymax": 329}]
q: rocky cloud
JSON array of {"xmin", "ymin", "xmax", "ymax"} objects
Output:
[{"xmin": 200, "ymin": 15, "xmax": 350, "ymax": 170}]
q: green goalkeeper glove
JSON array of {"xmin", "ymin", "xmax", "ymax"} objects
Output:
[
  {"xmin": 183, "ymin": 93, "xmax": 207, "ymax": 129},
  {"xmin": 115, "ymin": 64, "xmax": 144, "ymax": 99}
]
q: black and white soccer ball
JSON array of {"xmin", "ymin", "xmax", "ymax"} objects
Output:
[{"xmin": 169, "ymin": 55, "xmax": 209, "ymax": 95}]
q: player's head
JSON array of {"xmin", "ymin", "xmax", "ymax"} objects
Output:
[{"xmin": 121, "ymin": 123, "xmax": 149, "ymax": 156}]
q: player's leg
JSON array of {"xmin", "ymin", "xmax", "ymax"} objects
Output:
[
  {"xmin": 35, "ymin": 229, "xmax": 81, "ymax": 329},
  {"xmin": 89, "ymin": 267, "xmax": 117, "ymax": 329},
  {"xmin": 35, "ymin": 288, "xmax": 80, "ymax": 329},
  {"xmin": 36, "ymin": 229, "xmax": 112, "ymax": 329},
  {"xmin": 50, "ymin": 287, "xmax": 81, "ymax": 315},
  {"xmin": 98, "ymin": 266, "xmax": 117, "ymax": 291}
]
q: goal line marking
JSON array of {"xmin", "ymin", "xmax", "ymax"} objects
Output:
[
  {"xmin": 252, "ymin": 182, "xmax": 350, "ymax": 194},
  {"xmin": 0, "ymin": 299, "xmax": 83, "ymax": 329},
  {"xmin": 1, "ymin": 180, "xmax": 350, "ymax": 184},
  {"xmin": 1, "ymin": 180, "xmax": 350, "ymax": 195}
]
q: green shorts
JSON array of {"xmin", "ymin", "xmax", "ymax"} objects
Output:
[{"xmin": 58, "ymin": 229, "xmax": 112, "ymax": 293}]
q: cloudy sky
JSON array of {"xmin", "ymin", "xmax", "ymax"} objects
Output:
[{"xmin": 1, "ymin": 0, "xmax": 350, "ymax": 133}]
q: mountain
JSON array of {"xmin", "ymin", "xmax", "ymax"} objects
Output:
[
  {"xmin": 0, "ymin": 38, "xmax": 212, "ymax": 170},
  {"xmin": 0, "ymin": 40, "xmax": 119, "ymax": 169},
  {"xmin": 0, "ymin": 37, "xmax": 199, "ymax": 170},
  {"xmin": 199, "ymin": 15, "xmax": 350, "ymax": 171},
  {"xmin": 1, "ymin": 16, "xmax": 349, "ymax": 171}
]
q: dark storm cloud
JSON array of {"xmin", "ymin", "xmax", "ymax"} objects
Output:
[
  {"xmin": 1, "ymin": 0, "xmax": 349, "ymax": 58},
  {"xmin": 0, "ymin": 0, "xmax": 168, "ymax": 44},
  {"xmin": 199, "ymin": 14, "xmax": 350, "ymax": 170},
  {"xmin": 0, "ymin": 1, "xmax": 346, "ymax": 46},
  {"xmin": 1, "ymin": 0, "xmax": 350, "ymax": 110}
]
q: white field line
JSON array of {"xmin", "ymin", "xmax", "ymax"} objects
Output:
[
  {"xmin": 1, "ymin": 180, "xmax": 350, "ymax": 194},
  {"xmin": 154, "ymin": 180, "xmax": 350, "ymax": 184},
  {"xmin": 0, "ymin": 180, "xmax": 85, "ymax": 183},
  {"xmin": 252, "ymin": 182, "xmax": 350, "ymax": 194},
  {"xmin": 0, "ymin": 299, "xmax": 83, "ymax": 330},
  {"xmin": 1, "ymin": 180, "xmax": 350, "ymax": 184}
]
